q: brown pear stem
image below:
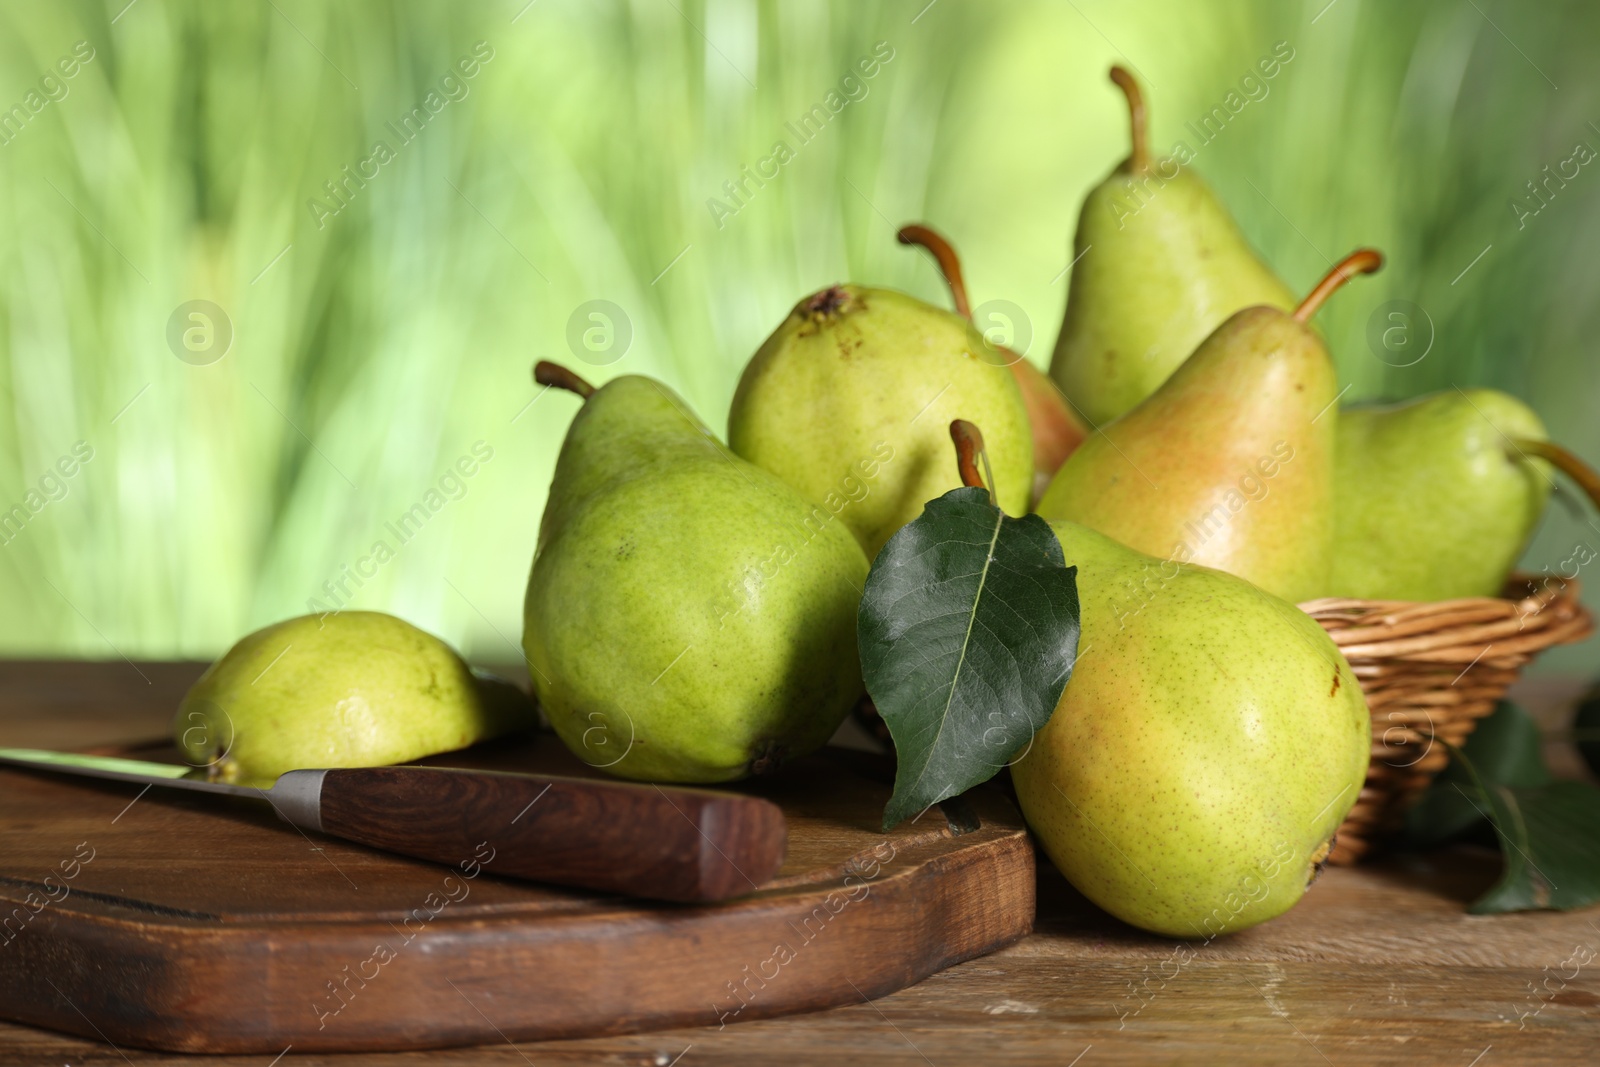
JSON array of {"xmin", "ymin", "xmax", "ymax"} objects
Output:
[
  {"xmin": 950, "ymin": 419, "xmax": 989, "ymax": 491},
  {"xmin": 897, "ymin": 224, "xmax": 972, "ymax": 319},
  {"xmin": 1294, "ymin": 248, "xmax": 1385, "ymax": 322},
  {"xmin": 1109, "ymin": 66, "xmax": 1148, "ymax": 175},
  {"xmin": 1513, "ymin": 438, "xmax": 1600, "ymax": 512},
  {"xmin": 534, "ymin": 360, "xmax": 596, "ymax": 399}
]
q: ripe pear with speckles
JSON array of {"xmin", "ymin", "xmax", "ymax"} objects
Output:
[
  {"xmin": 1037, "ymin": 249, "xmax": 1383, "ymax": 604},
  {"xmin": 1330, "ymin": 389, "xmax": 1554, "ymax": 600},
  {"xmin": 1010, "ymin": 521, "xmax": 1370, "ymax": 936},
  {"xmin": 523, "ymin": 362, "xmax": 869, "ymax": 783},
  {"xmin": 728, "ymin": 284, "xmax": 1032, "ymax": 558},
  {"xmin": 176, "ymin": 611, "xmax": 533, "ymax": 786},
  {"xmin": 949, "ymin": 421, "xmax": 1369, "ymax": 938},
  {"xmin": 1050, "ymin": 66, "xmax": 1297, "ymax": 425},
  {"xmin": 896, "ymin": 224, "xmax": 1090, "ymax": 505}
]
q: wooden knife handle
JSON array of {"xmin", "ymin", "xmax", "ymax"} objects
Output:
[{"xmin": 298, "ymin": 767, "xmax": 787, "ymax": 903}]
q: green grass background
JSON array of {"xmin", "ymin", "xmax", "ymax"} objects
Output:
[{"xmin": 0, "ymin": 0, "xmax": 1595, "ymax": 675}]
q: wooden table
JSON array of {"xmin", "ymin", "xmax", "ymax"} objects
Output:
[{"xmin": 2, "ymin": 661, "xmax": 1597, "ymax": 1065}]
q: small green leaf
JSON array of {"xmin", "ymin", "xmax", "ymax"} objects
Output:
[
  {"xmin": 1459, "ymin": 771, "xmax": 1600, "ymax": 914},
  {"xmin": 858, "ymin": 486, "xmax": 1080, "ymax": 830},
  {"xmin": 1406, "ymin": 701, "xmax": 1600, "ymax": 913},
  {"xmin": 1571, "ymin": 679, "xmax": 1600, "ymax": 778},
  {"xmin": 1406, "ymin": 701, "xmax": 1550, "ymax": 847}
]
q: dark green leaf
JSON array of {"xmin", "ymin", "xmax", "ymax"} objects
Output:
[
  {"xmin": 1571, "ymin": 680, "xmax": 1600, "ymax": 778},
  {"xmin": 1405, "ymin": 701, "xmax": 1600, "ymax": 912},
  {"xmin": 1405, "ymin": 701, "xmax": 1550, "ymax": 847},
  {"xmin": 1458, "ymin": 772, "xmax": 1600, "ymax": 914},
  {"xmin": 858, "ymin": 486, "xmax": 1079, "ymax": 830}
]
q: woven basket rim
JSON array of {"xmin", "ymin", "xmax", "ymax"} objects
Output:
[{"xmin": 1299, "ymin": 573, "xmax": 1593, "ymax": 663}]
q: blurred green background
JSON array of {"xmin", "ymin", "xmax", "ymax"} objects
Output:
[{"xmin": 0, "ymin": 0, "xmax": 1595, "ymax": 674}]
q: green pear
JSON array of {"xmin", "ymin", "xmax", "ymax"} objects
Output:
[
  {"xmin": 728, "ymin": 284, "xmax": 1032, "ymax": 558},
  {"xmin": 175, "ymin": 611, "xmax": 530, "ymax": 785},
  {"xmin": 1037, "ymin": 251, "xmax": 1382, "ymax": 604},
  {"xmin": 1329, "ymin": 389, "xmax": 1552, "ymax": 600},
  {"xmin": 524, "ymin": 362, "xmax": 869, "ymax": 783},
  {"xmin": 1049, "ymin": 66, "xmax": 1296, "ymax": 426},
  {"xmin": 896, "ymin": 223, "xmax": 1089, "ymax": 503},
  {"xmin": 1010, "ymin": 520, "xmax": 1370, "ymax": 938}
]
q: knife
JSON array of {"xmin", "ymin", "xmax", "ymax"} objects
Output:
[{"xmin": 0, "ymin": 748, "xmax": 786, "ymax": 904}]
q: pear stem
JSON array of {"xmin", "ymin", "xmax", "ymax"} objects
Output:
[
  {"xmin": 949, "ymin": 419, "xmax": 995, "ymax": 505},
  {"xmin": 534, "ymin": 360, "xmax": 596, "ymax": 399},
  {"xmin": 1512, "ymin": 438, "xmax": 1600, "ymax": 512},
  {"xmin": 1293, "ymin": 248, "xmax": 1385, "ymax": 322},
  {"xmin": 1109, "ymin": 66, "xmax": 1148, "ymax": 175},
  {"xmin": 897, "ymin": 224, "xmax": 972, "ymax": 319}
]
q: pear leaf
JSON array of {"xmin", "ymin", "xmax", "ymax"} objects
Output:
[
  {"xmin": 1405, "ymin": 700, "xmax": 1550, "ymax": 847},
  {"xmin": 1458, "ymin": 767, "xmax": 1600, "ymax": 915},
  {"xmin": 1571, "ymin": 680, "xmax": 1600, "ymax": 778},
  {"xmin": 859, "ymin": 486, "xmax": 1079, "ymax": 830},
  {"xmin": 1408, "ymin": 702, "xmax": 1600, "ymax": 913}
]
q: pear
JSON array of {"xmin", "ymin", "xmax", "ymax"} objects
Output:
[
  {"xmin": 1037, "ymin": 250, "xmax": 1383, "ymax": 604},
  {"xmin": 1013, "ymin": 359, "xmax": 1089, "ymax": 506},
  {"xmin": 897, "ymin": 223, "xmax": 1089, "ymax": 504},
  {"xmin": 1049, "ymin": 66, "xmax": 1296, "ymax": 425},
  {"xmin": 1329, "ymin": 389, "xmax": 1556, "ymax": 600},
  {"xmin": 524, "ymin": 362, "xmax": 869, "ymax": 783},
  {"xmin": 1011, "ymin": 522, "xmax": 1370, "ymax": 936},
  {"xmin": 728, "ymin": 283, "xmax": 1032, "ymax": 558},
  {"xmin": 948, "ymin": 421, "xmax": 1369, "ymax": 938},
  {"xmin": 175, "ymin": 611, "xmax": 531, "ymax": 785}
]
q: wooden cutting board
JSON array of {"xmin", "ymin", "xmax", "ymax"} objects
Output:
[{"xmin": 0, "ymin": 730, "xmax": 1033, "ymax": 1055}]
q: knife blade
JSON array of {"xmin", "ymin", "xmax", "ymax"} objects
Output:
[{"xmin": 0, "ymin": 748, "xmax": 786, "ymax": 903}]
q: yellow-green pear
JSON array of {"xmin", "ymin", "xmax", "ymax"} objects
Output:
[
  {"xmin": 728, "ymin": 284, "xmax": 1032, "ymax": 558},
  {"xmin": 1010, "ymin": 522, "xmax": 1370, "ymax": 937},
  {"xmin": 1329, "ymin": 389, "xmax": 1581, "ymax": 600},
  {"xmin": 945, "ymin": 421, "xmax": 1368, "ymax": 938},
  {"xmin": 175, "ymin": 611, "xmax": 530, "ymax": 785},
  {"xmin": 1037, "ymin": 250, "xmax": 1383, "ymax": 604},
  {"xmin": 524, "ymin": 362, "xmax": 869, "ymax": 783},
  {"xmin": 896, "ymin": 224, "xmax": 1090, "ymax": 501},
  {"xmin": 1049, "ymin": 66, "xmax": 1296, "ymax": 425}
]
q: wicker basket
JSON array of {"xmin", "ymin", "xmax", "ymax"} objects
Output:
[{"xmin": 1301, "ymin": 574, "xmax": 1594, "ymax": 865}]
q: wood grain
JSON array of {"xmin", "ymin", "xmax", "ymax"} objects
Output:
[{"xmin": 1, "ymin": 662, "xmax": 1598, "ymax": 1065}]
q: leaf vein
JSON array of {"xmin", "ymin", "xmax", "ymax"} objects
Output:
[{"xmin": 902, "ymin": 506, "xmax": 1005, "ymax": 803}]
